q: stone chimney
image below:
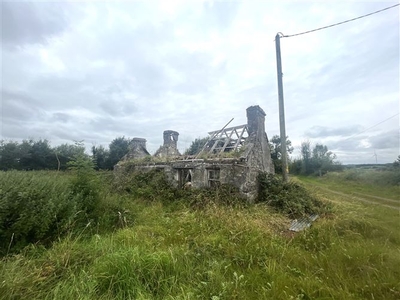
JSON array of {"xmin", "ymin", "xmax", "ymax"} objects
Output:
[
  {"xmin": 123, "ymin": 137, "xmax": 150, "ymax": 161},
  {"xmin": 246, "ymin": 105, "xmax": 266, "ymax": 137},
  {"xmin": 131, "ymin": 138, "xmax": 147, "ymax": 151},
  {"xmin": 163, "ymin": 130, "xmax": 179, "ymax": 148},
  {"xmin": 154, "ymin": 130, "xmax": 181, "ymax": 158},
  {"xmin": 241, "ymin": 105, "xmax": 274, "ymax": 201}
]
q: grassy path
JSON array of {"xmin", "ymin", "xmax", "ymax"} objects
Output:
[
  {"xmin": 352, "ymin": 192, "xmax": 399, "ymax": 204},
  {"xmin": 314, "ymin": 185, "xmax": 399, "ymax": 210},
  {"xmin": 297, "ymin": 176, "xmax": 400, "ymax": 210}
]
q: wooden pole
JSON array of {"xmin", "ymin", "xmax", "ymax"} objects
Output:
[{"xmin": 275, "ymin": 33, "xmax": 289, "ymax": 182}]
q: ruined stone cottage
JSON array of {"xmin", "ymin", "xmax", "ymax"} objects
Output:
[{"xmin": 116, "ymin": 105, "xmax": 274, "ymax": 201}]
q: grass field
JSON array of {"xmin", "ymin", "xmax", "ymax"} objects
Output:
[
  {"xmin": 1, "ymin": 171, "xmax": 399, "ymax": 299},
  {"xmin": 297, "ymin": 171, "xmax": 400, "ymax": 209}
]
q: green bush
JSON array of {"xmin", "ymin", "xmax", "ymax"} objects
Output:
[
  {"xmin": 187, "ymin": 184, "xmax": 247, "ymax": 209},
  {"xmin": 113, "ymin": 169, "xmax": 247, "ymax": 209},
  {"xmin": 67, "ymin": 155, "xmax": 100, "ymax": 220},
  {"xmin": 0, "ymin": 169, "xmax": 132, "ymax": 256},
  {"xmin": 113, "ymin": 169, "xmax": 176, "ymax": 203},
  {"xmin": 0, "ymin": 171, "xmax": 78, "ymax": 255},
  {"xmin": 257, "ymin": 173, "xmax": 330, "ymax": 217}
]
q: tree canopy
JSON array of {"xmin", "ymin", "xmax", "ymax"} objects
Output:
[
  {"xmin": 290, "ymin": 142, "xmax": 342, "ymax": 175},
  {"xmin": 184, "ymin": 137, "xmax": 209, "ymax": 156},
  {"xmin": 268, "ymin": 135, "xmax": 294, "ymax": 174},
  {"xmin": 0, "ymin": 137, "xmax": 133, "ymax": 171}
]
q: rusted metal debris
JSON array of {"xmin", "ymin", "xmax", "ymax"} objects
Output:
[{"xmin": 289, "ymin": 214, "xmax": 319, "ymax": 232}]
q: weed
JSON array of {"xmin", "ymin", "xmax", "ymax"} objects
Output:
[
  {"xmin": 1, "ymin": 171, "xmax": 399, "ymax": 299},
  {"xmin": 257, "ymin": 173, "xmax": 331, "ymax": 217}
]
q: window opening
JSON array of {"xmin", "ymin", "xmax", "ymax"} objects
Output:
[
  {"xmin": 177, "ymin": 168, "xmax": 192, "ymax": 188},
  {"xmin": 208, "ymin": 169, "xmax": 220, "ymax": 188}
]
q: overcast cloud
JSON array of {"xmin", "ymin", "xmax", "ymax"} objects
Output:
[{"xmin": 1, "ymin": 1, "xmax": 399, "ymax": 164}]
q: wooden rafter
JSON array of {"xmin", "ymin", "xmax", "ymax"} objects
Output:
[{"xmin": 206, "ymin": 124, "xmax": 249, "ymax": 154}]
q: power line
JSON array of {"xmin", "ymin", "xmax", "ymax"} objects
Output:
[
  {"xmin": 281, "ymin": 3, "xmax": 400, "ymax": 38},
  {"xmin": 343, "ymin": 113, "xmax": 399, "ymax": 141}
]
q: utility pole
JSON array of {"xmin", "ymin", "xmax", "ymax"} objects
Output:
[{"xmin": 275, "ymin": 33, "xmax": 289, "ymax": 182}]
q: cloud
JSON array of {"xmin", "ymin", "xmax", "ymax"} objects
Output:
[
  {"xmin": 305, "ymin": 125, "xmax": 363, "ymax": 138},
  {"xmin": 203, "ymin": 1, "xmax": 240, "ymax": 29},
  {"xmin": 2, "ymin": 90, "xmax": 45, "ymax": 122},
  {"xmin": 369, "ymin": 130, "xmax": 400, "ymax": 150},
  {"xmin": 1, "ymin": 2, "xmax": 398, "ymax": 164},
  {"xmin": 51, "ymin": 113, "xmax": 70, "ymax": 123},
  {"xmin": 1, "ymin": 2, "xmax": 70, "ymax": 48}
]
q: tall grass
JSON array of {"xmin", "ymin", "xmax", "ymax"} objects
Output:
[
  {"xmin": 325, "ymin": 168, "xmax": 400, "ymax": 187},
  {"xmin": 0, "ymin": 171, "xmax": 77, "ymax": 255},
  {"xmin": 1, "ymin": 171, "xmax": 399, "ymax": 299},
  {"xmin": 0, "ymin": 170, "xmax": 133, "ymax": 255}
]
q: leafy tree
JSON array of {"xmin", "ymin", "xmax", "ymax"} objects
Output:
[
  {"xmin": 0, "ymin": 139, "xmax": 90, "ymax": 171},
  {"xmin": 311, "ymin": 144, "xmax": 341, "ymax": 175},
  {"xmin": 291, "ymin": 142, "xmax": 342, "ymax": 176},
  {"xmin": 55, "ymin": 143, "xmax": 86, "ymax": 170},
  {"xmin": 18, "ymin": 139, "xmax": 34, "ymax": 169},
  {"xmin": 106, "ymin": 137, "xmax": 131, "ymax": 169},
  {"xmin": 92, "ymin": 145, "xmax": 110, "ymax": 170},
  {"xmin": 0, "ymin": 140, "xmax": 20, "ymax": 170},
  {"xmin": 185, "ymin": 137, "xmax": 209, "ymax": 155},
  {"xmin": 269, "ymin": 135, "xmax": 294, "ymax": 173},
  {"xmin": 26, "ymin": 139, "xmax": 55, "ymax": 170},
  {"xmin": 300, "ymin": 141, "xmax": 312, "ymax": 175}
]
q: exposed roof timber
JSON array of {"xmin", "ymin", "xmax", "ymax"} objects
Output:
[
  {"xmin": 206, "ymin": 124, "xmax": 249, "ymax": 154},
  {"xmin": 208, "ymin": 124, "xmax": 247, "ymax": 136}
]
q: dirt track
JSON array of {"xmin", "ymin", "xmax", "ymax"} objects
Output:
[{"xmin": 310, "ymin": 185, "xmax": 400, "ymax": 210}]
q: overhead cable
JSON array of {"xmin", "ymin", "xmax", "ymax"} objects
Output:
[
  {"xmin": 343, "ymin": 113, "xmax": 399, "ymax": 141},
  {"xmin": 281, "ymin": 3, "xmax": 400, "ymax": 38}
]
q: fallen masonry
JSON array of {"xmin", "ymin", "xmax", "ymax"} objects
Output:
[{"xmin": 115, "ymin": 105, "xmax": 275, "ymax": 201}]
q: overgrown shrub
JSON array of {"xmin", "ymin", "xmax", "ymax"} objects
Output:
[
  {"xmin": 113, "ymin": 169, "xmax": 246, "ymax": 208},
  {"xmin": 257, "ymin": 173, "xmax": 330, "ymax": 217},
  {"xmin": 0, "ymin": 168, "xmax": 131, "ymax": 255},
  {"xmin": 67, "ymin": 154, "xmax": 100, "ymax": 220},
  {"xmin": 188, "ymin": 184, "xmax": 246, "ymax": 209},
  {"xmin": 113, "ymin": 169, "xmax": 175, "ymax": 202},
  {"xmin": 0, "ymin": 171, "xmax": 78, "ymax": 255},
  {"xmin": 0, "ymin": 153, "xmax": 106, "ymax": 255}
]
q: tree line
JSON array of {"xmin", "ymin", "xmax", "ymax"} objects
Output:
[
  {"xmin": 269, "ymin": 135, "xmax": 342, "ymax": 175},
  {"xmin": 0, "ymin": 137, "xmax": 133, "ymax": 171},
  {"xmin": 8, "ymin": 135, "xmax": 394, "ymax": 176}
]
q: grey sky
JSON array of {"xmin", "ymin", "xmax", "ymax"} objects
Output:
[{"xmin": 1, "ymin": 1, "xmax": 399, "ymax": 164}]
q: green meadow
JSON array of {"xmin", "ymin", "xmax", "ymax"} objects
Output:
[{"xmin": 1, "ymin": 169, "xmax": 399, "ymax": 299}]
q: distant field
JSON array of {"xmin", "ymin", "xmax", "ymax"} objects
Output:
[
  {"xmin": 297, "ymin": 176, "xmax": 399, "ymax": 209},
  {"xmin": 1, "ymin": 171, "xmax": 399, "ymax": 299}
]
